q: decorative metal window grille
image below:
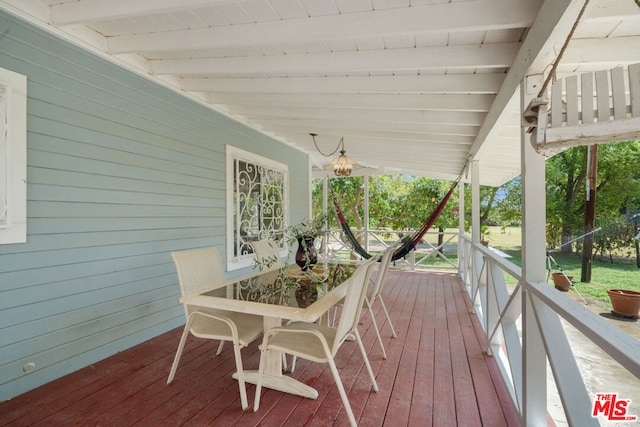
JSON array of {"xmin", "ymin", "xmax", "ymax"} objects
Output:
[{"xmin": 228, "ymin": 147, "xmax": 288, "ymax": 267}]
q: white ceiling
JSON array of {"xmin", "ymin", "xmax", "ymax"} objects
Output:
[{"xmin": 2, "ymin": 0, "xmax": 640, "ymax": 186}]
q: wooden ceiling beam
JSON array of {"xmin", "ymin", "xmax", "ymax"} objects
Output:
[
  {"xmin": 151, "ymin": 43, "xmax": 520, "ymax": 76},
  {"xmin": 103, "ymin": 0, "xmax": 537, "ymax": 53},
  {"xmin": 208, "ymin": 93, "xmax": 495, "ymax": 112},
  {"xmin": 181, "ymin": 74, "xmax": 505, "ymax": 94}
]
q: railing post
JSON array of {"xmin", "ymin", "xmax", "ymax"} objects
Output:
[
  {"xmin": 364, "ymin": 172, "xmax": 370, "ymax": 253},
  {"xmin": 471, "ymin": 161, "xmax": 480, "ymax": 245},
  {"xmin": 457, "ymin": 182, "xmax": 465, "ymax": 277},
  {"xmin": 521, "ymin": 75, "xmax": 548, "ymax": 426}
]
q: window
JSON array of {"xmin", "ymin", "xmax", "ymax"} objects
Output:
[
  {"xmin": 226, "ymin": 146, "xmax": 288, "ymax": 270},
  {"xmin": 0, "ymin": 67, "xmax": 27, "ymax": 244}
]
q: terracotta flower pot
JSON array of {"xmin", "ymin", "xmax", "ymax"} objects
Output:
[
  {"xmin": 552, "ymin": 272, "xmax": 573, "ymax": 291},
  {"xmin": 607, "ymin": 289, "xmax": 640, "ymax": 319}
]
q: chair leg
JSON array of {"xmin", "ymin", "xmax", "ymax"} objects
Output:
[
  {"xmin": 232, "ymin": 342, "xmax": 249, "ymax": 410},
  {"xmin": 355, "ymin": 330, "xmax": 379, "ymax": 393},
  {"xmin": 253, "ymin": 340, "xmax": 270, "ymax": 412},
  {"xmin": 290, "ymin": 355, "xmax": 297, "ymax": 373},
  {"xmin": 378, "ymin": 296, "xmax": 397, "ymax": 338},
  {"xmin": 167, "ymin": 319, "xmax": 193, "ymax": 384},
  {"xmin": 216, "ymin": 340, "xmax": 225, "ymax": 356},
  {"xmin": 365, "ymin": 297, "xmax": 387, "ymax": 359},
  {"xmin": 326, "ymin": 355, "xmax": 358, "ymax": 427}
]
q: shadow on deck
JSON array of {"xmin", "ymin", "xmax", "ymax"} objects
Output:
[{"xmin": 0, "ymin": 270, "xmax": 520, "ymax": 426}]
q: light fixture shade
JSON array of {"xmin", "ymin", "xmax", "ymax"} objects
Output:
[
  {"xmin": 309, "ymin": 133, "xmax": 358, "ymax": 176},
  {"xmin": 329, "ymin": 149, "xmax": 356, "ymax": 176}
]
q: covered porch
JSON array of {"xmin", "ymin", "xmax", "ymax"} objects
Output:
[
  {"xmin": 1, "ymin": 1, "xmax": 639, "ymax": 426},
  {"xmin": 0, "ymin": 269, "xmax": 520, "ymax": 426}
]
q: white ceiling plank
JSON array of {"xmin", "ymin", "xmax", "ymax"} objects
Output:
[
  {"xmin": 309, "ymin": 138, "xmax": 471, "ymax": 152},
  {"xmin": 208, "ymin": 93, "xmax": 495, "ymax": 112},
  {"xmin": 49, "ymin": 0, "xmax": 256, "ymax": 25},
  {"xmin": 151, "ymin": 43, "xmax": 520, "ymax": 76},
  {"xmin": 253, "ymin": 118, "xmax": 480, "ymax": 136},
  {"xmin": 562, "ymin": 36, "xmax": 640, "ymax": 67},
  {"xmin": 273, "ymin": 128, "xmax": 476, "ymax": 144},
  {"xmin": 106, "ymin": 0, "xmax": 537, "ymax": 53},
  {"xmin": 181, "ymin": 74, "xmax": 505, "ymax": 94},
  {"xmin": 0, "ymin": 0, "xmax": 50, "ymax": 23},
  {"xmin": 233, "ymin": 105, "xmax": 486, "ymax": 125},
  {"xmin": 4, "ymin": 0, "xmax": 637, "ymax": 186},
  {"xmin": 469, "ymin": 0, "xmax": 597, "ymax": 164},
  {"xmin": 583, "ymin": 0, "xmax": 640, "ymax": 21}
]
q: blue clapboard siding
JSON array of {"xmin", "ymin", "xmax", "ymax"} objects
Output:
[{"xmin": 0, "ymin": 11, "xmax": 310, "ymax": 401}]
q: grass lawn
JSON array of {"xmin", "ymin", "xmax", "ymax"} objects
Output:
[{"xmin": 488, "ymin": 226, "xmax": 640, "ymax": 304}]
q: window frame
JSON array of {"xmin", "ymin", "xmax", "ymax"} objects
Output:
[
  {"xmin": 226, "ymin": 146, "xmax": 289, "ymax": 271},
  {"xmin": 0, "ymin": 67, "xmax": 27, "ymax": 245}
]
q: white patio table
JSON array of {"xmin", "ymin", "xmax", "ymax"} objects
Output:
[{"xmin": 179, "ymin": 267, "xmax": 345, "ymax": 399}]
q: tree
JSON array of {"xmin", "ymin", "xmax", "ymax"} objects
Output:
[
  {"xmin": 494, "ymin": 177, "xmax": 522, "ymax": 228},
  {"xmin": 546, "ymin": 140, "xmax": 640, "ymax": 258},
  {"xmin": 546, "ymin": 147, "xmax": 587, "ymax": 253}
]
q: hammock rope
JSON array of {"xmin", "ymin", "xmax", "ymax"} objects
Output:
[{"xmin": 330, "ymin": 179, "xmax": 459, "ymax": 261}]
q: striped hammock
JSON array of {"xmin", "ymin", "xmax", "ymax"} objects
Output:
[{"xmin": 330, "ymin": 180, "xmax": 459, "ymax": 261}]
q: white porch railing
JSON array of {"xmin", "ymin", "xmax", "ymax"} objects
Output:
[
  {"xmin": 322, "ymin": 228, "xmax": 459, "ymax": 270},
  {"xmin": 458, "ymin": 234, "xmax": 640, "ymax": 426}
]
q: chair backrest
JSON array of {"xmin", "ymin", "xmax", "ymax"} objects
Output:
[
  {"xmin": 251, "ymin": 239, "xmax": 283, "ymax": 272},
  {"xmin": 331, "ymin": 257, "xmax": 378, "ymax": 354},
  {"xmin": 171, "ymin": 247, "xmax": 226, "ymax": 298},
  {"xmin": 370, "ymin": 245, "xmax": 395, "ymax": 300}
]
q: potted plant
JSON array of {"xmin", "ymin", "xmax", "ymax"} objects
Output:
[
  {"xmin": 480, "ymin": 225, "xmax": 490, "ymax": 247},
  {"xmin": 551, "ymin": 272, "xmax": 573, "ymax": 291},
  {"xmin": 607, "ymin": 289, "xmax": 640, "ymax": 319},
  {"xmin": 284, "ymin": 214, "xmax": 327, "ymax": 271}
]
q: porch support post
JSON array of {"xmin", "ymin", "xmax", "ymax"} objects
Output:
[
  {"xmin": 322, "ymin": 176, "xmax": 328, "ymax": 260},
  {"xmin": 364, "ymin": 172, "xmax": 370, "ymax": 253},
  {"xmin": 458, "ymin": 181, "xmax": 465, "ymax": 264},
  {"xmin": 520, "ymin": 75, "xmax": 547, "ymax": 426},
  {"xmin": 470, "ymin": 161, "xmax": 480, "ymax": 244}
]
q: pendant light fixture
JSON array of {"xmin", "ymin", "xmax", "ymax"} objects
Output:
[{"xmin": 310, "ymin": 133, "xmax": 358, "ymax": 177}]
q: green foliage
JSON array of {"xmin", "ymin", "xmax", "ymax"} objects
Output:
[
  {"xmin": 545, "ymin": 140, "xmax": 640, "ymax": 251},
  {"xmin": 494, "ymin": 177, "xmax": 522, "ymax": 227},
  {"xmin": 314, "ymin": 175, "xmax": 458, "ymax": 234},
  {"xmin": 593, "ymin": 216, "xmax": 638, "ymax": 262},
  {"xmin": 283, "ymin": 213, "xmax": 327, "ymax": 243}
]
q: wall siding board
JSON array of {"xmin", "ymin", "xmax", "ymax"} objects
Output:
[
  {"xmin": 25, "ymin": 201, "xmax": 222, "ymax": 219},
  {"xmin": 26, "ymin": 216, "xmax": 220, "ymax": 234},
  {"xmin": 2, "ymin": 283, "xmax": 179, "ymax": 363},
  {"xmin": 1, "ymin": 233, "xmax": 223, "ymax": 272},
  {"xmin": 0, "ymin": 10, "xmax": 309, "ymax": 400},
  {"xmin": 0, "ymin": 250, "xmax": 190, "ymax": 290},
  {"xmin": 1, "ymin": 263, "xmax": 177, "ymax": 309},
  {"xmin": 1, "ymin": 29, "xmax": 234, "ymax": 137},
  {"xmin": 2, "ymin": 307, "xmax": 182, "ymax": 393},
  {"xmin": 27, "ymin": 169, "xmax": 222, "ymax": 201},
  {"xmin": 27, "ymin": 100, "xmax": 225, "ymax": 165},
  {"xmin": 27, "ymin": 149, "xmax": 225, "ymax": 193},
  {"xmin": 26, "ymin": 124, "xmax": 223, "ymax": 180}
]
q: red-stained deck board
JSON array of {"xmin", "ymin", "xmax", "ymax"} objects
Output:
[
  {"xmin": 408, "ymin": 272, "xmax": 437, "ymax": 425},
  {"xmin": 0, "ymin": 270, "xmax": 520, "ymax": 427}
]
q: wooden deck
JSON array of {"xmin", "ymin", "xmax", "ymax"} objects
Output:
[{"xmin": 0, "ymin": 270, "xmax": 520, "ymax": 426}]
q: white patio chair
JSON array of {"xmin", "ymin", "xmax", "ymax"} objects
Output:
[
  {"xmin": 251, "ymin": 239, "xmax": 283, "ymax": 272},
  {"xmin": 253, "ymin": 257, "xmax": 379, "ymax": 427},
  {"xmin": 167, "ymin": 247, "xmax": 263, "ymax": 410},
  {"xmin": 333, "ymin": 245, "xmax": 397, "ymax": 359}
]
